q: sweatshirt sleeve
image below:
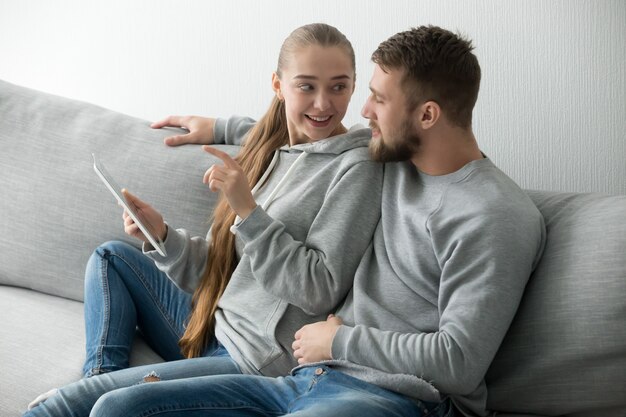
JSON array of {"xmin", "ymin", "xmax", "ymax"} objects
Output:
[
  {"xmin": 331, "ymin": 186, "xmax": 545, "ymax": 394},
  {"xmin": 232, "ymin": 159, "xmax": 383, "ymax": 316},
  {"xmin": 213, "ymin": 116, "xmax": 256, "ymax": 146},
  {"xmin": 143, "ymin": 226, "xmax": 211, "ymax": 294}
]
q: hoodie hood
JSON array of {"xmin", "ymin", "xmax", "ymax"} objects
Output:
[{"xmin": 282, "ymin": 126, "xmax": 372, "ymax": 155}]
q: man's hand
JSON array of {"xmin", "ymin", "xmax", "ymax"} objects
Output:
[
  {"xmin": 292, "ymin": 315, "xmax": 343, "ymax": 365},
  {"xmin": 151, "ymin": 115, "xmax": 215, "ymax": 147}
]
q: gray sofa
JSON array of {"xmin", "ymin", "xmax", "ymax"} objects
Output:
[{"xmin": 1, "ymin": 79, "xmax": 625, "ymax": 417}]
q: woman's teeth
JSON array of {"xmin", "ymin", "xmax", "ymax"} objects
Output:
[{"xmin": 307, "ymin": 115, "xmax": 331, "ymax": 122}]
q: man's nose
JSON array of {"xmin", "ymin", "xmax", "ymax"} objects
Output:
[{"xmin": 361, "ymin": 99, "xmax": 372, "ymax": 119}]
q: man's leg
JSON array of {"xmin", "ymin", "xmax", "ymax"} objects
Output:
[
  {"xmin": 23, "ymin": 356, "xmax": 241, "ymax": 417},
  {"xmin": 89, "ymin": 373, "xmax": 292, "ymax": 417},
  {"xmin": 88, "ymin": 366, "xmax": 454, "ymax": 417},
  {"xmin": 284, "ymin": 366, "xmax": 441, "ymax": 417}
]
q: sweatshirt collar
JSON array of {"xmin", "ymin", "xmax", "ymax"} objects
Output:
[
  {"xmin": 280, "ymin": 126, "xmax": 372, "ymax": 155},
  {"xmin": 415, "ymin": 154, "xmax": 493, "ymax": 186}
]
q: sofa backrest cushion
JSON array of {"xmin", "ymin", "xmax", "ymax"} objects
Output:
[
  {"xmin": 0, "ymin": 80, "xmax": 233, "ymax": 301},
  {"xmin": 486, "ymin": 190, "xmax": 626, "ymax": 416}
]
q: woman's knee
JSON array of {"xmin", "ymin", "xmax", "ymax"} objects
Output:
[{"xmin": 95, "ymin": 240, "xmax": 139, "ymax": 259}]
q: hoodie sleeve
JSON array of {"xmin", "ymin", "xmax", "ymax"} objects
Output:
[
  {"xmin": 232, "ymin": 159, "xmax": 383, "ymax": 316},
  {"xmin": 143, "ymin": 226, "xmax": 211, "ymax": 294},
  {"xmin": 213, "ymin": 116, "xmax": 256, "ymax": 146},
  {"xmin": 330, "ymin": 184, "xmax": 546, "ymax": 395}
]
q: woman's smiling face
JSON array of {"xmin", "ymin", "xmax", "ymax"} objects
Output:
[{"xmin": 273, "ymin": 44, "xmax": 355, "ymax": 145}]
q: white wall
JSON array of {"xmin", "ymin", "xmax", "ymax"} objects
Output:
[{"xmin": 1, "ymin": 0, "xmax": 624, "ymax": 194}]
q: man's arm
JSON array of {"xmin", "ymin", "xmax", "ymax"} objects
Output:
[{"xmin": 295, "ymin": 191, "xmax": 545, "ymax": 394}]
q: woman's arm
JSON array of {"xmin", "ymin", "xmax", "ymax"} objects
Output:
[
  {"xmin": 235, "ymin": 159, "xmax": 383, "ymax": 315},
  {"xmin": 151, "ymin": 115, "xmax": 216, "ymax": 146},
  {"xmin": 121, "ymin": 189, "xmax": 210, "ymax": 293},
  {"xmin": 151, "ymin": 115, "xmax": 256, "ymax": 147}
]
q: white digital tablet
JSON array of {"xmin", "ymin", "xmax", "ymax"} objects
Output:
[{"xmin": 92, "ymin": 153, "xmax": 167, "ymax": 256}]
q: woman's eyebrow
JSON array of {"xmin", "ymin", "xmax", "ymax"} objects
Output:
[{"xmin": 292, "ymin": 74, "xmax": 352, "ymax": 80}]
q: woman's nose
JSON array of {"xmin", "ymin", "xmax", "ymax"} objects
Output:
[{"xmin": 313, "ymin": 92, "xmax": 331, "ymax": 111}]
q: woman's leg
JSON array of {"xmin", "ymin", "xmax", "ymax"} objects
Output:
[
  {"xmin": 23, "ymin": 357, "xmax": 242, "ymax": 417},
  {"xmin": 83, "ymin": 241, "xmax": 192, "ymax": 377}
]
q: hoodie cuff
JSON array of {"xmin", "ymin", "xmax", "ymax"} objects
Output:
[
  {"xmin": 232, "ymin": 205, "xmax": 274, "ymax": 244},
  {"xmin": 143, "ymin": 223, "xmax": 184, "ymax": 262},
  {"xmin": 213, "ymin": 118, "xmax": 227, "ymax": 144},
  {"xmin": 330, "ymin": 324, "xmax": 354, "ymax": 361}
]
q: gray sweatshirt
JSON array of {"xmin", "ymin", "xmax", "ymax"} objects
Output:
[
  {"xmin": 144, "ymin": 116, "xmax": 383, "ymax": 377},
  {"xmin": 297, "ymin": 158, "xmax": 546, "ymax": 417}
]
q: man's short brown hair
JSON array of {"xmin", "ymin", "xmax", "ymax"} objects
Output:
[{"xmin": 372, "ymin": 25, "xmax": 481, "ymax": 128}]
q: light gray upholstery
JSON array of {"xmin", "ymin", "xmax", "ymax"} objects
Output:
[
  {"xmin": 0, "ymin": 79, "xmax": 225, "ymax": 302},
  {"xmin": 0, "ymin": 79, "xmax": 233, "ymax": 415},
  {"xmin": 1, "ymin": 79, "xmax": 625, "ymax": 416},
  {"xmin": 486, "ymin": 191, "xmax": 626, "ymax": 417}
]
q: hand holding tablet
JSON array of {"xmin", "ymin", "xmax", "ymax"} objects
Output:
[{"xmin": 92, "ymin": 153, "xmax": 167, "ymax": 256}]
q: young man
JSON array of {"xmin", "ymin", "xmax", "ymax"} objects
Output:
[{"xmin": 89, "ymin": 25, "xmax": 545, "ymax": 417}]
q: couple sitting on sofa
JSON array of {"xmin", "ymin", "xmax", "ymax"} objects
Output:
[{"xmin": 25, "ymin": 23, "xmax": 545, "ymax": 417}]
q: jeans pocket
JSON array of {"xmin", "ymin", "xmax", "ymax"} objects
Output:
[{"xmin": 424, "ymin": 397, "xmax": 455, "ymax": 417}]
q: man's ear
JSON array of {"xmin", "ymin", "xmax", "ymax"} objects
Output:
[
  {"xmin": 418, "ymin": 101, "xmax": 441, "ymax": 130},
  {"xmin": 272, "ymin": 72, "xmax": 283, "ymax": 101}
]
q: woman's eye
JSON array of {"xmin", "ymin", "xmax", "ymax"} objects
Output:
[
  {"xmin": 332, "ymin": 84, "xmax": 347, "ymax": 92},
  {"xmin": 299, "ymin": 84, "xmax": 313, "ymax": 92}
]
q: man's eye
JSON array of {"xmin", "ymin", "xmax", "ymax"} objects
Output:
[{"xmin": 370, "ymin": 93, "xmax": 382, "ymax": 103}]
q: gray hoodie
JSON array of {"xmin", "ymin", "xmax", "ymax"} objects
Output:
[{"xmin": 145, "ymin": 116, "xmax": 383, "ymax": 377}]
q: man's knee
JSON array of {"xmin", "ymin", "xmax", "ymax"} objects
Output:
[{"xmin": 90, "ymin": 389, "xmax": 129, "ymax": 417}]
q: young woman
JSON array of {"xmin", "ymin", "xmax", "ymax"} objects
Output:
[{"xmin": 25, "ymin": 23, "xmax": 382, "ymax": 416}]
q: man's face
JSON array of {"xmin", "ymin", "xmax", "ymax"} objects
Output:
[{"xmin": 361, "ymin": 64, "xmax": 420, "ymax": 162}]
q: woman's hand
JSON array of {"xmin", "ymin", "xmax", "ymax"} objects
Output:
[
  {"xmin": 121, "ymin": 189, "xmax": 168, "ymax": 244},
  {"xmin": 202, "ymin": 146, "xmax": 257, "ymax": 219},
  {"xmin": 292, "ymin": 315, "xmax": 343, "ymax": 365},
  {"xmin": 151, "ymin": 115, "xmax": 216, "ymax": 147}
]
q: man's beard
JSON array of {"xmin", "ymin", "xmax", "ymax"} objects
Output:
[{"xmin": 368, "ymin": 119, "xmax": 421, "ymax": 163}]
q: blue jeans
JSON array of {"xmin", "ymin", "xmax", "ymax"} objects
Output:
[
  {"xmin": 83, "ymin": 240, "xmax": 196, "ymax": 376},
  {"xmin": 24, "ymin": 241, "xmax": 246, "ymax": 417},
  {"xmin": 88, "ymin": 365, "xmax": 456, "ymax": 417},
  {"xmin": 23, "ymin": 353, "xmax": 241, "ymax": 417}
]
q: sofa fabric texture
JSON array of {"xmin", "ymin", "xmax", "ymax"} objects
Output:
[{"xmin": 1, "ymin": 79, "xmax": 625, "ymax": 417}]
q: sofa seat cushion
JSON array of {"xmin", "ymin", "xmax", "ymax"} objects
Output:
[
  {"xmin": 486, "ymin": 191, "xmax": 626, "ymax": 417},
  {"xmin": 0, "ymin": 286, "xmax": 163, "ymax": 415}
]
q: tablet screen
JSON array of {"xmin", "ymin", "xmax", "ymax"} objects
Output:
[{"xmin": 92, "ymin": 153, "xmax": 167, "ymax": 256}]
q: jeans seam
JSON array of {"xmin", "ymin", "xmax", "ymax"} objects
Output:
[
  {"xmin": 95, "ymin": 249, "xmax": 111, "ymax": 374},
  {"xmin": 133, "ymin": 404, "xmax": 282, "ymax": 417}
]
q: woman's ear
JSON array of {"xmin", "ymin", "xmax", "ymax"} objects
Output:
[
  {"xmin": 272, "ymin": 72, "xmax": 283, "ymax": 101},
  {"xmin": 418, "ymin": 101, "xmax": 441, "ymax": 130}
]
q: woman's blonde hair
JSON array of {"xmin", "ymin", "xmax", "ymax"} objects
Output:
[{"xmin": 179, "ymin": 23, "xmax": 355, "ymax": 358}]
